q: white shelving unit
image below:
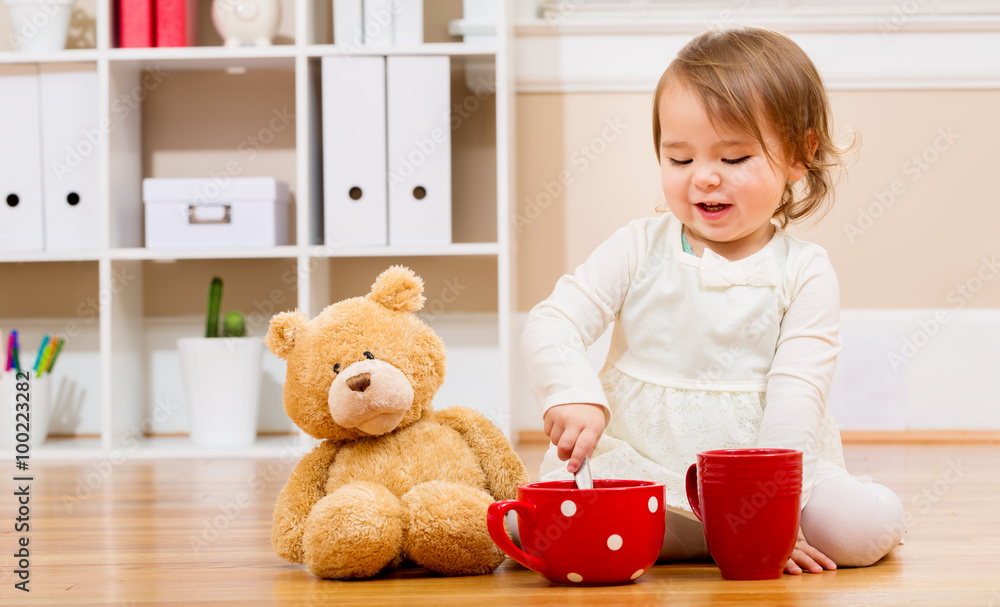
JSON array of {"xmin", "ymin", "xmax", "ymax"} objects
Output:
[{"xmin": 0, "ymin": 1, "xmax": 516, "ymax": 459}]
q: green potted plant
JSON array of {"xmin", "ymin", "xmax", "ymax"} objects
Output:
[{"xmin": 177, "ymin": 277, "xmax": 263, "ymax": 446}]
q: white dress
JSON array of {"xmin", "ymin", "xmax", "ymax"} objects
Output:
[{"xmin": 522, "ymin": 213, "xmax": 853, "ymax": 518}]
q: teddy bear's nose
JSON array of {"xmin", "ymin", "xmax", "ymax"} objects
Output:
[{"xmin": 346, "ymin": 372, "xmax": 372, "ymax": 393}]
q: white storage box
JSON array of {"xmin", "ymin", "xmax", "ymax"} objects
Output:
[{"xmin": 143, "ymin": 177, "xmax": 290, "ymax": 249}]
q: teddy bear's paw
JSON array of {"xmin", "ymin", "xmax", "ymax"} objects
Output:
[
  {"xmin": 401, "ymin": 481, "xmax": 506, "ymax": 576},
  {"xmin": 301, "ymin": 482, "xmax": 404, "ymax": 579}
]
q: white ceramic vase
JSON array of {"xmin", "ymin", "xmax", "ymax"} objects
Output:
[
  {"xmin": 211, "ymin": 0, "xmax": 281, "ymax": 47},
  {"xmin": 0, "ymin": 373, "xmax": 50, "ymax": 449},
  {"xmin": 177, "ymin": 336, "xmax": 263, "ymax": 446},
  {"xmin": 4, "ymin": 0, "xmax": 74, "ymax": 52}
]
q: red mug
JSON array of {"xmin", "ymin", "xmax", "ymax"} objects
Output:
[
  {"xmin": 487, "ymin": 479, "xmax": 665, "ymax": 585},
  {"xmin": 685, "ymin": 448, "xmax": 802, "ymax": 580}
]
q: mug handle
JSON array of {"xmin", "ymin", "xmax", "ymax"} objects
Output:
[
  {"xmin": 685, "ymin": 463, "xmax": 703, "ymax": 522},
  {"xmin": 486, "ymin": 500, "xmax": 548, "ymax": 575}
]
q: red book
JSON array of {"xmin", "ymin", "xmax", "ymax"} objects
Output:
[
  {"xmin": 119, "ymin": 0, "xmax": 153, "ymax": 48},
  {"xmin": 155, "ymin": 0, "xmax": 198, "ymax": 47}
]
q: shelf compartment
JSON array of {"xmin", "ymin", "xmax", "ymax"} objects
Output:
[
  {"xmin": 308, "ymin": 53, "xmax": 497, "ymax": 247},
  {"xmin": 0, "ymin": 261, "xmax": 103, "ymax": 441},
  {"xmin": 108, "ymin": 61, "xmax": 298, "ymax": 249},
  {"xmin": 106, "ymin": 257, "xmax": 300, "ymax": 449}
]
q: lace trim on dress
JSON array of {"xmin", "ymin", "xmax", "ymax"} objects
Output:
[{"xmin": 538, "ymin": 365, "xmax": 855, "ymax": 512}]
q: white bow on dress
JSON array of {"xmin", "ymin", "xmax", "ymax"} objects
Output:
[{"xmin": 699, "ymin": 246, "xmax": 780, "ymax": 288}]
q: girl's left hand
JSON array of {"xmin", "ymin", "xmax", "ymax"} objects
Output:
[{"xmin": 785, "ymin": 528, "xmax": 837, "ymax": 574}]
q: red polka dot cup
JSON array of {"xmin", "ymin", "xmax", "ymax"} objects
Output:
[
  {"xmin": 487, "ymin": 479, "xmax": 665, "ymax": 585},
  {"xmin": 685, "ymin": 448, "xmax": 803, "ymax": 580}
]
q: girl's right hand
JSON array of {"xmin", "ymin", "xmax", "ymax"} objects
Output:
[{"xmin": 543, "ymin": 403, "xmax": 607, "ymax": 474}]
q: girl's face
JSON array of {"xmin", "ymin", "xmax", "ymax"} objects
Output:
[{"xmin": 657, "ymin": 82, "xmax": 806, "ymax": 259}]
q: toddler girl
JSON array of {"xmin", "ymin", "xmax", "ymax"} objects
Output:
[{"xmin": 522, "ymin": 27, "xmax": 905, "ymax": 574}]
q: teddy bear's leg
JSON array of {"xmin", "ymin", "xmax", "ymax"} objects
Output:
[
  {"xmin": 401, "ymin": 480, "xmax": 506, "ymax": 576},
  {"xmin": 301, "ymin": 481, "xmax": 404, "ymax": 579}
]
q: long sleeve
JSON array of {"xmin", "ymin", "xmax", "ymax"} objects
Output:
[
  {"xmin": 521, "ymin": 220, "xmax": 648, "ymax": 422},
  {"xmin": 757, "ymin": 247, "xmax": 843, "ymax": 506}
]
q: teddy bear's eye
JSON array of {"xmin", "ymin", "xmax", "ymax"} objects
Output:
[
  {"xmin": 363, "ymin": 351, "xmax": 375, "ymax": 360},
  {"xmin": 333, "ymin": 363, "xmax": 341, "ymax": 374}
]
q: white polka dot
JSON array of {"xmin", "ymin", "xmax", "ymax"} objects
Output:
[
  {"xmin": 631, "ymin": 569, "xmax": 644, "ymax": 580},
  {"xmin": 648, "ymin": 496, "xmax": 659, "ymax": 513},
  {"xmin": 607, "ymin": 534, "xmax": 623, "ymax": 551},
  {"xmin": 567, "ymin": 572, "xmax": 583, "ymax": 583},
  {"xmin": 560, "ymin": 500, "xmax": 577, "ymax": 517}
]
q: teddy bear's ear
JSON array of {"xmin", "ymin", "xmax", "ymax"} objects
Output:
[
  {"xmin": 264, "ymin": 310, "xmax": 309, "ymax": 359},
  {"xmin": 367, "ymin": 265, "xmax": 425, "ymax": 312}
]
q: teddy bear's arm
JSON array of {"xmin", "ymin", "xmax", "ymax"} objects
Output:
[
  {"xmin": 433, "ymin": 407, "xmax": 529, "ymax": 501},
  {"xmin": 272, "ymin": 440, "xmax": 339, "ymax": 564}
]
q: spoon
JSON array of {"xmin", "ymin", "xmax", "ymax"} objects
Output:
[{"xmin": 573, "ymin": 455, "xmax": 594, "ymax": 490}]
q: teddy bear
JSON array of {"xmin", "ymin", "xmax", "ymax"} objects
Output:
[{"xmin": 265, "ymin": 265, "xmax": 528, "ymax": 579}]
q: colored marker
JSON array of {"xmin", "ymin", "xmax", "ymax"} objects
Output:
[
  {"xmin": 46, "ymin": 338, "xmax": 65, "ymax": 374},
  {"xmin": 33, "ymin": 335, "xmax": 50, "ymax": 373},
  {"xmin": 11, "ymin": 330, "xmax": 21, "ymax": 373},
  {"xmin": 38, "ymin": 337, "xmax": 57, "ymax": 376},
  {"xmin": 37, "ymin": 338, "xmax": 53, "ymax": 377}
]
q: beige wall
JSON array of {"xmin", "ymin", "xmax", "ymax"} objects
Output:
[{"xmin": 515, "ymin": 89, "xmax": 1000, "ymax": 311}]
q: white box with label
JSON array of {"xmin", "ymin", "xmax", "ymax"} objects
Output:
[{"xmin": 143, "ymin": 177, "xmax": 290, "ymax": 249}]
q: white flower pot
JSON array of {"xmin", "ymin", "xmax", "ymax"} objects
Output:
[
  {"xmin": 4, "ymin": 0, "xmax": 74, "ymax": 52},
  {"xmin": 177, "ymin": 336, "xmax": 263, "ymax": 446},
  {"xmin": 0, "ymin": 372, "xmax": 50, "ymax": 449}
]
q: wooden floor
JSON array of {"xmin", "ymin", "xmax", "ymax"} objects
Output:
[{"xmin": 2, "ymin": 442, "xmax": 999, "ymax": 606}]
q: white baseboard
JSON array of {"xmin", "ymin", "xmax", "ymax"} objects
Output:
[{"xmin": 835, "ymin": 309, "xmax": 1000, "ymax": 431}]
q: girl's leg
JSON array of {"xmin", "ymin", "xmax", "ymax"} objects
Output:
[
  {"xmin": 657, "ymin": 510, "xmax": 710, "ymax": 562},
  {"xmin": 505, "ymin": 511, "xmax": 522, "ymax": 548},
  {"xmin": 800, "ymin": 475, "xmax": 905, "ymax": 567}
]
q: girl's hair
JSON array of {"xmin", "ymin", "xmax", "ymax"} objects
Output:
[{"xmin": 652, "ymin": 27, "xmax": 853, "ymax": 228}]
